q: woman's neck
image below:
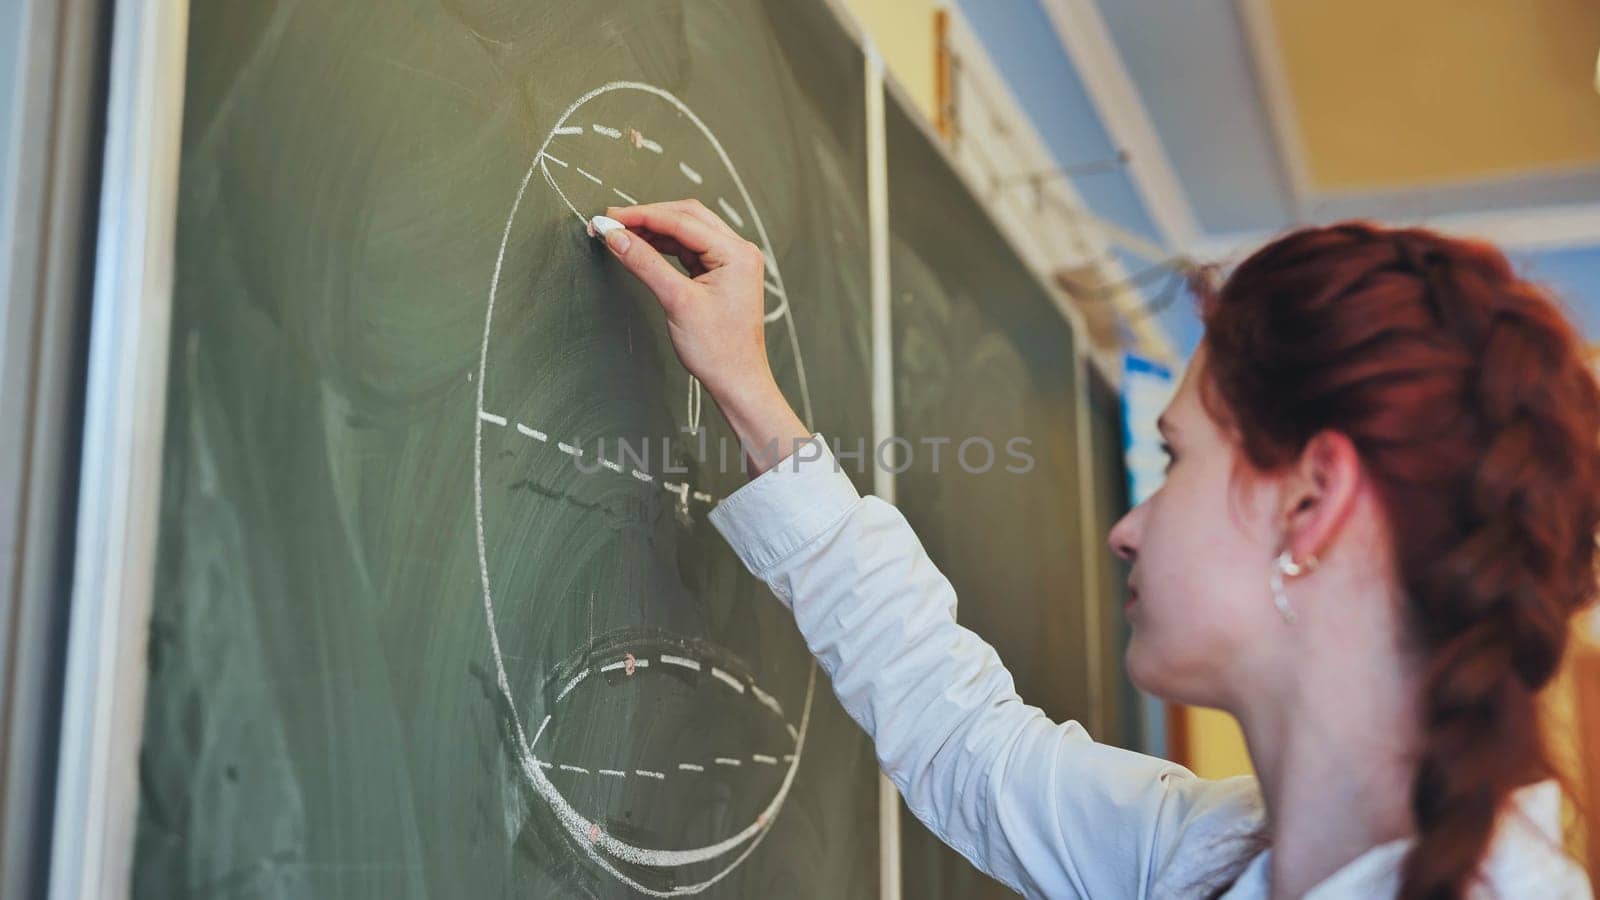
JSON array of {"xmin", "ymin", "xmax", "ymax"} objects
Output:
[{"xmin": 1231, "ymin": 587, "xmax": 1425, "ymax": 899}]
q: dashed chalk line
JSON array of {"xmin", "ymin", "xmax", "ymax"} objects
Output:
[
  {"xmin": 575, "ymin": 166, "xmax": 603, "ymax": 185},
  {"xmin": 543, "ymin": 755, "xmax": 794, "ymax": 783},
  {"xmin": 716, "ymin": 197, "xmax": 745, "ymax": 229},
  {"xmin": 540, "ymin": 153, "xmax": 569, "ymax": 168},
  {"xmin": 709, "ymin": 667, "xmax": 746, "ymax": 694},
  {"xmin": 750, "ymin": 684, "xmax": 784, "ymax": 719},
  {"xmin": 679, "ymin": 161, "xmax": 703, "ymax": 184},
  {"xmin": 483, "ymin": 409, "xmax": 718, "ymax": 504},
  {"xmin": 660, "ymin": 654, "xmax": 701, "ymax": 672},
  {"xmin": 548, "ymin": 650, "xmax": 800, "ymax": 777},
  {"xmin": 554, "ymin": 126, "xmax": 583, "ymax": 136},
  {"xmin": 543, "ymin": 654, "xmax": 798, "ymax": 786},
  {"xmin": 613, "ymin": 187, "xmax": 639, "ymax": 205},
  {"xmin": 556, "ymin": 670, "xmax": 590, "ymax": 702},
  {"xmin": 592, "ymin": 123, "xmax": 622, "ymax": 139}
]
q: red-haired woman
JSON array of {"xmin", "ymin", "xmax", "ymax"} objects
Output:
[{"xmin": 595, "ymin": 204, "xmax": 1597, "ymax": 898}]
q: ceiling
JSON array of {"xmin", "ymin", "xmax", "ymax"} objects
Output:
[
  {"xmin": 1089, "ymin": 0, "xmax": 1600, "ymax": 239},
  {"xmin": 1269, "ymin": 0, "xmax": 1600, "ymax": 192}
]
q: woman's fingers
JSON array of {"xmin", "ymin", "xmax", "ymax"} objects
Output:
[
  {"xmin": 600, "ymin": 227, "xmax": 698, "ymax": 312},
  {"xmin": 662, "ymin": 198, "xmax": 741, "ymax": 240},
  {"xmin": 607, "ymin": 202, "xmax": 743, "ymax": 266},
  {"xmin": 639, "ymin": 232, "xmax": 708, "ymax": 276},
  {"xmin": 606, "ymin": 204, "xmax": 720, "ymax": 252},
  {"xmin": 597, "ymin": 199, "xmax": 775, "ymax": 411}
]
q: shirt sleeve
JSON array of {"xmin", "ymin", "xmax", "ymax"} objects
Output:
[{"xmin": 708, "ymin": 433, "xmax": 1266, "ymax": 899}]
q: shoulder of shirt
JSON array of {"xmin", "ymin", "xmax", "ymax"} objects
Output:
[
  {"xmin": 1474, "ymin": 778, "xmax": 1592, "ymax": 897},
  {"xmin": 1302, "ymin": 778, "xmax": 1592, "ymax": 898}
]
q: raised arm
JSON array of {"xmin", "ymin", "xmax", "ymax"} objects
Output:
[
  {"xmin": 594, "ymin": 201, "xmax": 1267, "ymax": 898},
  {"xmin": 706, "ymin": 435, "xmax": 1263, "ymax": 898}
]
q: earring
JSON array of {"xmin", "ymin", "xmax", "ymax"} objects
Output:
[{"xmin": 1269, "ymin": 549, "xmax": 1319, "ymax": 624}]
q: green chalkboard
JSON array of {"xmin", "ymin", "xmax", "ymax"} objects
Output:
[
  {"xmin": 883, "ymin": 95, "xmax": 1099, "ymax": 899},
  {"xmin": 135, "ymin": 1, "xmax": 879, "ymax": 897}
]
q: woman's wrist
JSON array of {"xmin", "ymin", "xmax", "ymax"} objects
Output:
[{"xmin": 709, "ymin": 372, "xmax": 812, "ymax": 478}]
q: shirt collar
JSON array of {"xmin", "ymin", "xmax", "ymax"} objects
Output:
[{"xmin": 1220, "ymin": 778, "xmax": 1578, "ymax": 899}]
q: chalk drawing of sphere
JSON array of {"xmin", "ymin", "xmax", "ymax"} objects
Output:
[
  {"xmin": 471, "ymin": 81, "xmax": 818, "ymax": 897},
  {"xmin": 533, "ymin": 81, "xmax": 813, "ymax": 428}
]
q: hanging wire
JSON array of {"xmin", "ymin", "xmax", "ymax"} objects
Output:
[{"xmin": 939, "ymin": 35, "xmax": 1199, "ymax": 330}]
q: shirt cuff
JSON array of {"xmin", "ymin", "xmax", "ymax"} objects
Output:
[{"xmin": 708, "ymin": 433, "xmax": 863, "ymax": 579}]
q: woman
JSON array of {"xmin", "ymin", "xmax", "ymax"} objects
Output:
[{"xmin": 593, "ymin": 202, "xmax": 1598, "ymax": 898}]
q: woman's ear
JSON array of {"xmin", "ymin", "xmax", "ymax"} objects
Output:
[{"xmin": 1280, "ymin": 429, "xmax": 1362, "ymax": 559}]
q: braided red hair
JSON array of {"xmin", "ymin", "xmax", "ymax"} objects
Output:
[{"xmin": 1195, "ymin": 221, "xmax": 1600, "ymax": 898}]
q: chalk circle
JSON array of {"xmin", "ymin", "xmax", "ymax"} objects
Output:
[{"xmin": 473, "ymin": 82, "xmax": 818, "ymax": 896}]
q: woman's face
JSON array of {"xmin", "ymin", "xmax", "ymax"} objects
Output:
[{"xmin": 1107, "ymin": 345, "xmax": 1287, "ymax": 708}]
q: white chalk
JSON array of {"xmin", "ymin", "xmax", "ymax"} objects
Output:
[{"xmin": 589, "ymin": 215, "xmax": 626, "ymax": 240}]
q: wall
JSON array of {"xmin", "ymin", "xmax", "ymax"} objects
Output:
[
  {"xmin": 1186, "ymin": 707, "xmax": 1252, "ymax": 779},
  {"xmin": 835, "ymin": 0, "xmax": 939, "ymax": 122}
]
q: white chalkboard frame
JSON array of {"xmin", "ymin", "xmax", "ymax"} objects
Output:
[{"xmin": 49, "ymin": 0, "xmax": 189, "ymax": 898}]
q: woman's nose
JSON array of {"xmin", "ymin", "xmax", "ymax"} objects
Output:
[{"xmin": 1107, "ymin": 509, "xmax": 1139, "ymax": 563}]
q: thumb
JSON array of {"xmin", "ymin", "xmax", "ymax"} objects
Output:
[{"xmin": 600, "ymin": 222, "xmax": 694, "ymax": 312}]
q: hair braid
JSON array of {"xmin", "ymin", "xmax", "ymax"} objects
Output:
[
  {"xmin": 1194, "ymin": 221, "xmax": 1600, "ymax": 899},
  {"xmin": 1397, "ymin": 246, "xmax": 1600, "ymax": 898}
]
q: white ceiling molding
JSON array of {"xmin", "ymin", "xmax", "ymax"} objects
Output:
[
  {"xmin": 1423, "ymin": 204, "xmax": 1600, "ymax": 253},
  {"xmin": 1038, "ymin": 0, "xmax": 1202, "ymax": 250},
  {"xmin": 1190, "ymin": 202, "xmax": 1600, "ymax": 264},
  {"xmin": 1234, "ymin": 0, "xmax": 1314, "ymax": 221}
]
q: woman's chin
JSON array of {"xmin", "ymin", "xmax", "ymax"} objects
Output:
[
  {"xmin": 1123, "ymin": 640, "xmax": 1159, "ymax": 696},
  {"xmin": 1124, "ymin": 639, "xmax": 1189, "ymax": 703}
]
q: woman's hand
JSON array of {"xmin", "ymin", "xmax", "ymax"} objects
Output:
[{"xmin": 599, "ymin": 201, "xmax": 812, "ymax": 476}]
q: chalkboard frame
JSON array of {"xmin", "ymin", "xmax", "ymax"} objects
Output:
[
  {"xmin": 0, "ymin": 0, "xmax": 110, "ymax": 896},
  {"xmin": 49, "ymin": 1, "xmax": 189, "ymax": 898}
]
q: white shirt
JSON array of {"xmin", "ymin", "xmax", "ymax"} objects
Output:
[{"xmin": 706, "ymin": 434, "xmax": 1593, "ymax": 899}]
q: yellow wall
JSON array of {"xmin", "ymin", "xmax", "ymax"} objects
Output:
[
  {"xmin": 1184, "ymin": 706, "xmax": 1254, "ymax": 779},
  {"xmin": 1542, "ymin": 626, "xmax": 1597, "ymax": 870},
  {"xmin": 1268, "ymin": 0, "xmax": 1600, "ymax": 190},
  {"xmin": 835, "ymin": 0, "xmax": 939, "ymax": 122}
]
